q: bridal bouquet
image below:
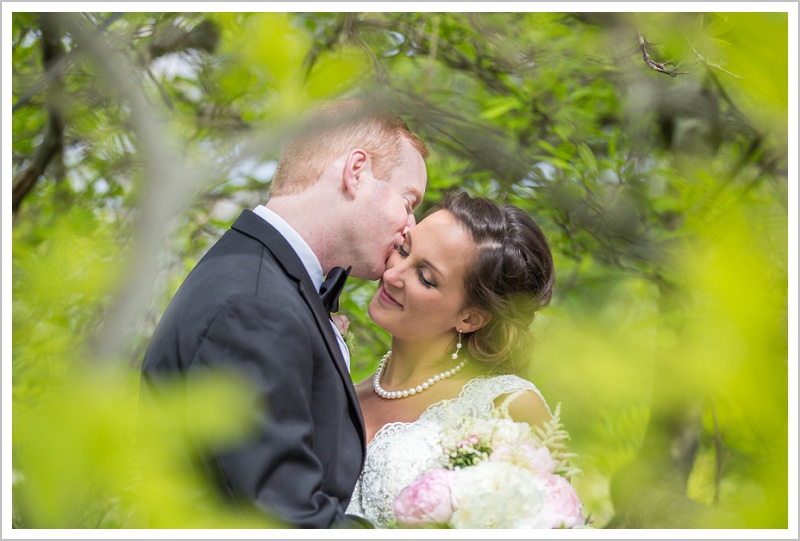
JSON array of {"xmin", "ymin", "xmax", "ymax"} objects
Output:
[{"xmin": 392, "ymin": 405, "xmax": 587, "ymax": 529}]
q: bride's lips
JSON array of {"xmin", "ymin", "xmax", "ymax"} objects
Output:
[{"xmin": 377, "ymin": 284, "xmax": 402, "ymax": 308}]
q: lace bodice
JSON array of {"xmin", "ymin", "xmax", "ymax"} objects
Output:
[{"xmin": 345, "ymin": 375, "xmax": 549, "ymax": 528}]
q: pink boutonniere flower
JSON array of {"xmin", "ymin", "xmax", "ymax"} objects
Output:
[
  {"xmin": 331, "ymin": 314, "xmax": 350, "ymax": 336},
  {"xmin": 331, "ymin": 314, "xmax": 356, "ymax": 351}
]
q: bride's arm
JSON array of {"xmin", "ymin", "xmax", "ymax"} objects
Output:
[{"xmin": 494, "ymin": 390, "xmax": 552, "ymax": 429}]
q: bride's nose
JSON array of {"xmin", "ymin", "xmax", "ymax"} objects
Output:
[{"xmin": 382, "ymin": 250, "xmax": 403, "ymax": 289}]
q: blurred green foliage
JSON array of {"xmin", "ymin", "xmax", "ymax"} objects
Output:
[{"xmin": 10, "ymin": 10, "xmax": 790, "ymax": 530}]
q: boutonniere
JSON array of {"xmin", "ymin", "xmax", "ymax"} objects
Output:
[{"xmin": 331, "ymin": 314, "xmax": 356, "ymax": 351}]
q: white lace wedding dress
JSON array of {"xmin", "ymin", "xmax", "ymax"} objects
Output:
[{"xmin": 345, "ymin": 374, "xmax": 550, "ymax": 528}]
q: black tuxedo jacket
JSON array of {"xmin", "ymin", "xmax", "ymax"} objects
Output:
[{"xmin": 140, "ymin": 210, "xmax": 368, "ymax": 528}]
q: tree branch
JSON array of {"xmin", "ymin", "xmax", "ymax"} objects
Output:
[
  {"xmin": 11, "ymin": 12, "xmax": 124, "ymax": 113},
  {"xmin": 12, "ymin": 13, "xmax": 66, "ymax": 215},
  {"xmin": 635, "ymin": 29, "xmax": 689, "ymax": 77},
  {"xmin": 689, "ymin": 44, "xmax": 743, "ymax": 80}
]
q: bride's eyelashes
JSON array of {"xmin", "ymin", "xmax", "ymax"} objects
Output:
[
  {"xmin": 417, "ymin": 269, "xmax": 435, "ymax": 288},
  {"xmin": 396, "ymin": 244, "xmax": 437, "ymax": 289}
]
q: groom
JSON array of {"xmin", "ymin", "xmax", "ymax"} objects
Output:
[{"xmin": 140, "ymin": 98, "xmax": 428, "ymax": 528}]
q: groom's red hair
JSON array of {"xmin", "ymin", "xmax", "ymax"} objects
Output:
[{"xmin": 271, "ymin": 98, "xmax": 428, "ymax": 196}]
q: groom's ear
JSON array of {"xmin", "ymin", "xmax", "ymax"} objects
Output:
[
  {"xmin": 458, "ymin": 309, "xmax": 491, "ymax": 334},
  {"xmin": 342, "ymin": 148, "xmax": 370, "ymax": 199}
]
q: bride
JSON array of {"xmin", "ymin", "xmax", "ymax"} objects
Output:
[{"xmin": 345, "ymin": 190, "xmax": 557, "ymax": 528}]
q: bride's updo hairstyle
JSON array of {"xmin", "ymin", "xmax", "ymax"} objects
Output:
[{"xmin": 434, "ymin": 191, "xmax": 554, "ymax": 373}]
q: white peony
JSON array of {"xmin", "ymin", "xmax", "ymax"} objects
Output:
[{"xmin": 448, "ymin": 461, "xmax": 549, "ymax": 528}]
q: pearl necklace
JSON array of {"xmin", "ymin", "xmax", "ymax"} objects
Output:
[{"xmin": 372, "ymin": 350, "xmax": 466, "ymax": 400}]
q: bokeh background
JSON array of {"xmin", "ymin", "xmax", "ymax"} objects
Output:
[{"xmin": 8, "ymin": 9, "xmax": 794, "ymax": 531}]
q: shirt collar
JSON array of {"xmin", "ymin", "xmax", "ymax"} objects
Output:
[{"xmin": 252, "ymin": 205, "xmax": 323, "ymax": 291}]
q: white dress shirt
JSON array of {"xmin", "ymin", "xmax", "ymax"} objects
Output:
[{"xmin": 252, "ymin": 205, "xmax": 351, "ymax": 371}]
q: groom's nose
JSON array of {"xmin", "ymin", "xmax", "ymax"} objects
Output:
[{"xmin": 403, "ymin": 213, "xmax": 416, "ymax": 237}]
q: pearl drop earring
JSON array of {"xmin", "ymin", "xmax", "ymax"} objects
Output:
[{"xmin": 452, "ymin": 329, "xmax": 463, "ymax": 360}]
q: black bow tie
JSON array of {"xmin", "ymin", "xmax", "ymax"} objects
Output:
[{"xmin": 319, "ymin": 266, "xmax": 351, "ymax": 314}]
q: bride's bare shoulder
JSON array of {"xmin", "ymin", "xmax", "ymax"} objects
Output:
[{"xmin": 495, "ymin": 388, "xmax": 552, "ymax": 429}]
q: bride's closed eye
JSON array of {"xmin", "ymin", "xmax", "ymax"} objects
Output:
[
  {"xmin": 416, "ymin": 268, "xmax": 435, "ymax": 288},
  {"xmin": 396, "ymin": 244, "xmax": 437, "ymax": 289}
]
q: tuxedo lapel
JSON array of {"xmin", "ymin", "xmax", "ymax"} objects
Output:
[{"xmin": 230, "ymin": 210, "xmax": 366, "ymax": 442}]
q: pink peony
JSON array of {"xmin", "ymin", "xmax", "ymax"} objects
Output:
[
  {"xmin": 393, "ymin": 468, "xmax": 456, "ymax": 527},
  {"xmin": 533, "ymin": 473, "xmax": 586, "ymax": 528}
]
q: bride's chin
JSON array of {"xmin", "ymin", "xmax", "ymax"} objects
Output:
[
  {"xmin": 366, "ymin": 299, "xmax": 382, "ymax": 323},
  {"xmin": 367, "ymin": 303, "xmax": 395, "ymax": 335}
]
